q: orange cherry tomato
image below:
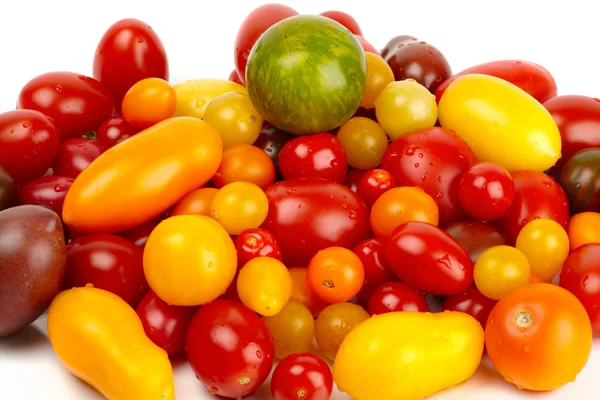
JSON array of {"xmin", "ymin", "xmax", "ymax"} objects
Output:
[
  {"xmin": 289, "ymin": 266, "xmax": 328, "ymax": 318},
  {"xmin": 171, "ymin": 188, "xmax": 219, "ymax": 217},
  {"xmin": 307, "ymin": 247, "xmax": 365, "ymax": 303},
  {"xmin": 212, "ymin": 144, "xmax": 275, "ymax": 190},
  {"xmin": 529, "ymin": 273, "xmax": 546, "ymax": 284},
  {"xmin": 360, "ymin": 52, "xmax": 395, "ymax": 109},
  {"xmin": 485, "ymin": 283, "xmax": 592, "ymax": 391},
  {"xmin": 63, "ymin": 117, "xmax": 223, "ymax": 233},
  {"xmin": 568, "ymin": 212, "xmax": 600, "ymax": 252},
  {"xmin": 122, "ymin": 78, "xmax": 177, "ymax": 129}
]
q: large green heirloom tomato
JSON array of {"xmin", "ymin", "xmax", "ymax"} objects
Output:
[{"xmin": 246, "ymin": 15, "xmax": 367, "ymax": 135}]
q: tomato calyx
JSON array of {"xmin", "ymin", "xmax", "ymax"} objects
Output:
[
  {"xmin": 245, "ymin": 235, "xmax": 259, "ymax": 249},
  {"xmin": 323, "ymin": 279, "xmax": 335, "ymax": 288},
  {"xmin": 515, "ymin": 310, "xmax": 533, "ymax": 329},
  {"xmin": 295, "ymin": 387, "xmax": 308, "ymax": 399},
  {"xmin": 82, "ymin": 131, "xmax": 97, "ymax": 140}
]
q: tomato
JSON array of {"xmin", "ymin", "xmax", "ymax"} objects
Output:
[
  {"xmin": 560, "ymin": 243, "xmax": 600, "ymax": 337},
  {"xmin": 556, "ymin": 148, "xmax": 600, "ymax": 214},
  {"xmin": 315, "ymin": 302, "xmax": 370, "ymax": 361},
  {"xmin": 171, "ymin": 187, "xmax": 218, "ymax": 217},
  {"xmin": 203, "ymin": 92, "xmax": 264, "ymax": 149},
  {"xmin": 263, "ymin": 301, "xmax": 315, "ymax": 359},
  {"xmin": 212, "ymin": 144, "xmax": 275, "ymax": 190},
  {"xmin": 20, "ymin": 175, "xmax": 74, "ymax": 216},
  {"xmin": 380, "ymin": 127, "xmax": 477, "ymax": 225},
  {"xmin": 144, "ymin": 215, "xmax": 237, "ymax": 306},
  {"xmin": 568, "ymin": 212, "xmax": 600, "ymax": 251},
  {"xmin": 485, "ymin": 283, "xmax": 592, "ymax": 391},
  {"xmin": 118, "ymin": 217, "xmax": 162, "ymax": 250},
  {"xmin": 53, "ymin": 138, "xmax": 105, "ymax": 179},
  {"xmin": 359, "ymin": 53, "xmax": 395, "ymax": 109},
  {"xmin": 173, "ymin": 78, "xmax": 247, "ymax": 120},
  {"xmin": 0, "ymin": 169, "xmax": 18, "ymax": 212},
  {"xmin": 381, "ymin": 35, "xmax": 417, "ymax": 60},
  {"xmin": 354, "ymin": 35, "xmax": 380, "ymax": 55},
  {"xmin": 336, "ymin": 117, "xmax": 389, "ymax": 171},
  {"xmin": 0, "ymin": 110, "xmax": 60, "ymax": 183},
  {"xmin": 210, "ymin": 181, "xmax": 268, "ymax": 235},
  {"xmin": 234, "ymin": 228, "xmax": 282, "ymax": 267},
  {"xmin": 63, "ymin": 117, "xmax": 222, "ymax": 233},
  {"xmin": 457, "ymin": 162, "xmax": 515, "ymax": 221},
  {"xmin": 121, "ymin": 78, "xmax": 176, "ymax": 130},
  {"xmin": 135, "ymin": 290, "xmax": 196, "ymax": 356},
  {"xmin": 352, "ymin": 238, "xmax": 397, "ymax": 305},
  {"xmin": 333, "ymin": 311, "xmax": 484, "ymax": 400},
  {"xmin": 495, "ymin": 170, "xmax": 569, "ymax": 244},
  {"xmin": 439, "ymin": 74, "xmax": 561, "ymax": 172},
  {"xmin": 307, "ymin": 247, "xmax": 365, "ymax": 303},
  {"xmin": 185, "ymin": 299, "xmax": 274, "ymax": 398},
  {"xmin": 442, "ymin": 286, "xmax": 497, "ymax": 328},
  {"xmin": 289, "ymin": 267, "xmax": 328, "ymax": 318},
  {"xmin": 445, "ymin": 220, "xmax": 507, "ymax": 263},
  {"xmin": 262, "ymin": 178, "xmax": 370, "ymax": 266},
  {"xmin": 357, "ymin": 169, "xmax": 396, "ymax": 207},
  {"xmin": 473, "ymin": 245, "xmax": 530, "ymax": 300},
  {"xmin": 94, "ymin": 18, "xmax": 169, "ymax": 108},
  {"xmin": 385, "ymin": 221, "xmax": 474, "ymax": 295},
  {"xmin": 319, "ymin": 10, "xmax": 362, "ymax": 35},
  {"xmin": 253, "ymin": 122, "xmax": 294, "ymax": 178},
  {"xmin": 435, "ymin": 60, "xmax": 557, "ymax": 104},
  {"xmin": 96, "ymin": 116, "xmax": 138, "ymax": 149},
  {"xmin": 343, "ymin": 168, "xmax": 367, "ymax": 193},
  {"xmin": 271, "ymin": 353, "xmax": 333, "ymax": 400},
  {"xmin": 228, "ymin": 69, "xmax": 244, "ymax": 86},
  {"xmin": 237, "ymin": 257, "xmax": 292, "ymax": 316},
  {"xmin": 368, "ymin": 281, "xmax": 429, "ymax": 315}
]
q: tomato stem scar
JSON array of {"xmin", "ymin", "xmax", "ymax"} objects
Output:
[
  {"xmin": 515, "ymin": 310, "xmax": 533, "ymax": 328},
  {"xmin": 296, "ymin": 388, "xmax": 307, "ymax": 399},
  {"xmin": 239, "ymin": 377, "xmax": 251, "ymax": 385},
  {"xmin": 323, "ymin": 280, "xmax": 335, "ymax": 288}
]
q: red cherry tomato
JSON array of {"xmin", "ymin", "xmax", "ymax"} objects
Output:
[
  {"xmin": 234, "ymin": 228, "xmax": 282, "ymax": 267},
  {"xmin": 271, "ymin": 353, "xmax": 333, "ymax": 400},
  {"xmin": 368, "ymin": 281, "xmax": 429, "ymax": 315},
  {"xmin": 228, "ymin": 69, "xmax": 244, "ymax": 86},
  {"xmin": 135, "ymin": 290, "xmax": 196, "ymax": 355},
  {"xmin": 357, "ymin": 168, "xmax": 397, "ymax": 207},
  {"xmin": 20, "ymin": 176, "xmax": 74, "ymax": 216},
  {"xmin": 118, "ymin": 217, "xmax": 163, "ymax": 250},
  {"xmin": 63, "ymin": 234, "xmax": 147, "ymax": 306},
  {"xmin": 355, "ymin": 35, "xmax": 380, "ymax": 55},
  {"xmin": 343, "ymin": 168, "xmax": 368, "ymax": 193},
  {"xmin": 445, "ymin": 220, "xmax": 507, "ymax": 263},
  {"xmin": 53, "ymin": 138, "xmax": 105, "ymax": 178},
  {"xmin": 353, "ymin": 237, "xmax": 397, "ymax": 305},
  {"xmin": 442, "ymin": 285, "xmax": 498, "ymax": 328},
  {"xmin": 458, "ymin": 162, "xmax": 515, "ymax": 221},
  {"xmin": 319, "ymin": 10, "xmax": 363, "ymax": 35},
  {"xmin": 96, "ymin": 116, "xmax": 138, "ymax": 149},
  {"xmin": 185, "ymin": 299, "xmax": 275, "ymax": 398},
  {"xmin": 279, "ymin": 132, "xmax": 348, "ymax": 183},
  {"xmin": 93, "ymin": 18, "xmax": 169, "ymax": 108},
  {"xmin": 0, "ymin": 110, "xmax": 60, "ymax": 183}
]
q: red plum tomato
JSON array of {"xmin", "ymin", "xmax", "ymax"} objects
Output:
[
  {"xmin": 234, "ymin": 228, "xmax": 282, "ymax": 267},
  {"xmin": 228, "ymin": 69, "xmax": 245, "ymax": 86},
  {"xmin": 53, "ymin": 138, "xmax": 105, "ymax": 178},
  {"xmin": 442, "ymin": 285, "xmax": 498, "ymax": 328},
  {"xmin": 118, "ymin": 217, "xmax": 163, "ymax": 250},
  {"xmin": 96, "ymin": 116, "xmax": 138, "ymax": 148},
  {"xmin": 20, "ymin": 176, "xmax": 74, "ymax": 217},
  {"xmin": 319, "ymin": 10, "xmax": 363, "ymax": 35},
  {"xmin": 445, "ymin": 220, "xmax": 507, "ymax": 263},
  {"xmin": 357, "ymin": 168, "xmax": 397, "ymax": 207},
  {"xmin": 271, "ymin": 353, "xmax": 333, "ymax": 400},
  {"xmin": 353, "ymin": 237, "xmax": 397, "ymax": 305},
  {"xmin": 368, "ymin": 281, "xmax": 429, "ymax": 315}
]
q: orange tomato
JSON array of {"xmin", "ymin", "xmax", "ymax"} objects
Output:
[
  {"xmin": 289, "ymin": 266, "xmax": 328, "ymax": 318},
  {"xmin": 485, "ymin": 283, "xmax": 592, "ymax": 391},
  {"xmin": 360, "ymin": 53, "xmax": 395, "ymax": 109},
  {"xmin": 171, "ymin": 187, "xmax": 219, "ymax": 217},
  {"xmin": 63, "ymin": 117, "xmax": 223, "ymax": 233},
  {"xmin": 212, "ymin": 144, "xmax": 275, "ymax": 190},
  {"xmin": 370, "ymin": 186, "xmax": 439, "ymax": 239},
  {"xmin": 529, "ymin": 273, "xmax": 546, "ymax": 284},
  {"xmin": 568, "ymin": 212, "xmax": 600, "ymax": 252},
  {"xmin": 307, "ymin": 247, "xmax": 365, "ymax": 303},
  {"xmin": 122, "ymin": 78, "xmax": 177, "ymax": 129}
]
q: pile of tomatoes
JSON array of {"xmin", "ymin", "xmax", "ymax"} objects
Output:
[{"xmin": 2, "ymin": 4, "xmax": 600, "ymax": 400}]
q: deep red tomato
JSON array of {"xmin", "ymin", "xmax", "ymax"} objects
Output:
[
  {"xmin": 495, "ymin": 170, "xmax": 569, "ymax": 244},
  {"xmin": 319, "ymin": 10, "xmax": 363, "ymax": 35},
  {"xmin": 458, "ymin": 162, "xmax": 515, "ymax": 221},
  {"xmin": 355, "ymin": 35, "xmax": 380, "ymax": 55},
  {"xmin": 343, "ymin": 168, "xmax": 368, "ymax": 193},
  {"xmin": 380, "ymin": 127, "xmax": 477, "ymax": 225},
  {"xmin": 93, "ymin": 18, "xmax": 169, "ymax": 108},
  {"xmin": 234, "ymin": 4, "xmax": 299, "ymax": 84},
  {"xmin": 381, "ymin": 35, "xmax": 418, "ymax": 60},
  {"xmin": 368, "ymin": 281, "xmax": 429, "ymax": 315},
  {"xmin": 20, "ymin": 176, "xmax": 74, "ymax": 217},
  {"xmin": 279, "ymin": 133, "xmax": 348, "ymax": 183},
  {"xmin": 53, "ymin": 138, "xmax": 105, "ymax": 178},
  {"xmin": 228, "ymin": 69, "xmax": 245, "ymax": 86},
  {"xmin": 17, "ymin": 72, "xmax": 115, "ymax": 141},
  {"xmin": 442, "ymin": 285, "xmax": 498, "ymax": 328},
  {"xmin": 357, "ymin": 168, "xmax": 397, "ymax": 207},
  {"xmin": 353, "ymin": 106, "xmax": 378, "ymax": 121},
  {"xmin": 135, "ymin": 290, "xmax": 196, "ymax": 355},
  {"xmin": 385, "ymin": 221, "xmax": 474, "ymax": 295},
  {"xmin": 63, "ymin": 234, "xmax": 147, "ymax": 306},
  {"xmin": 96, "ymin": 116, "xmax": 138, "ymax": 149},
  {"xmin": 445, "ymin": 220, "xmax": 507, "ymax": 263},
  {"xmin": 262, "ymin": 178, "xmax": 370, "ymax": 266},
  {"xmin": 0, "ymin": 110, "xmax": 60, "ymax": 183},
  {"xmin": 253, "ymin": 122, "xmax": 294, "ymax": 180},
  {"xmin": 559, "ymin": 243, "xmax": 600, "ymax": 337},
  {"xmin": 271, "ymin": 353, "xmax": 333, "ymax": 400},
  {"xmin": 353, "ymin": 237, "xmax": 397, "ymax": 305},
  {"xmin": 118, "ymin": 217, "xmax": 163, "ymax": 250},
  {"xmin": 234, "ymin": 228, "xmax": 282, "ymax": 267},
  {"xmin": 185, "ymin": 299, "xmax": 275, "ymax": 398}
]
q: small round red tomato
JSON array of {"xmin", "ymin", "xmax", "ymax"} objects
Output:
[
  {"xmin": 0, "ymin": 110, "xmax": 60, "ymax": 183},
  {"xmin": 234, "ymin": 228, "xmax": 282, "ymax": 267},
  {"xmin": 118, "ymin": 217, "xmax": 163, "ymax": 250},
  {"xmin": 343, "ymin": 168, "xmax": 367, "ymax": 193},
  {"xmin": 53, "ymin": 138, "xmax": 105, "ymax": 178},
  {"xmin": 308, "ymin": 247, "xmax": 365, "ymax": 303},
  {"xmin": 279, "ymin": 133, "xmax": 348, "ymax": 183},
  {"xmin": 357, "ymin": 169, "xmax": 397, "ymax": 207},
  {"xmin": 368, "ymin": 281, "xmax": 429, "ymax": 315},
  {"xmin": 458, "ymin": 162, "xmax": 515, "ymax": 221},
  {"xmin": 228, "ymin": 69, "xmax": 244, "ymax": 86},
  {"xmin": 96, "ymin": 116, "xmax": 138, "ymax": 148},
  {"xmin": 271, "ymin": 353, "xmax": 333, "ymax": 400},
  {"xmin": 445, "ymin": 220, "xmax": 507, "ymax": 263},
  {"xmin": 136, "ymin": 290, "xmax": 196, "ymax": 355},
  {"xmin": 355, "ymin": 35, "xmax": 380, "ymax": 55},
  {"xmin": 213, "ymin": 144, "xmax": 275, "ymax": 190},
  {"xmin": 122, "ymin": 78, "xmax": 177, "ymax": 129},
  {"xmin": 442, "ymin": 285, "xmax": 498, "ymax": 328},
  {"xmin": 19, "ymin": 176, "xmax": 74, "ymax": 216},
  {"xmin": 319, "ymin": 10, "xmax": 362, "ymax": 35},
  {"xmin": 63, "ymin": 233, "xmax": 147, "ymax": 306},
  {"xmin": 185, "ymin": 299, "xmax": 275, "ymax": 398},
  {"xmin": 353, "ymin": 238, "xmax": 397, "ymax": 305}
]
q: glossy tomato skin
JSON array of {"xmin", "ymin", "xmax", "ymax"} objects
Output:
[
  {"xmin": 319, "ymin": 10, "xmax": 362, "ymax": 35},
  {"xmin": 368, "ymin": 281, "xmax": 429, "ymax": 315},
  {"xmin": 355, "ymin": 35, "xmax": 380, "ymax": 55},
  {"xmin": 442, "ymin": 286, "xmax": 497, "ymax": 328},
  {"xmin": 357, "ymin": 169, "xmax": 397, "ymax": 207},
  {"xmin": 343, "ymin": 168, "xmax": 367, "ymax": 193},
  {"xmin": 445, "ymin": 220, "xmax": 507, "ymax": 263},
  {"xmin": 385, "ymin": 221, "xmax": 474, "ymax": 295},
  {"xmin": 0, "ymin": 110, "xmax": 60, "ymax": 183},
  {"xmin": 94, "ymin": 18, "xmax": 169, "ymax": 109},
  {"xmin": 20, "ymin": 176, "xmax": 74, "ymax": 216},
  {"xmin": 234, "ymin": 228, "xmax": 282, "ymax": 267},
  {"xmin": 381, "ymin": 35, "xmax": 418, "ymax": 60},
  {"xmin": 96, "ymin": 116, "xmax": 138, "ymax": 149},
  {"xmin": 53, "ymin": 138, "xmax": 106, "ymax": 178},
  {"xmin": 353, "ymin": 238, "xmax": 397, "ymax": 305},
  {"xmin": 271, "ymin": 353, "xmax": 333, "ymax": 400},
  {"xmin": 185, "ymin": 299, "xmax": 275, "ymax": 398},
  {"xmin": 253, "ymin": 122, "xmax": 294, "ymax": 179},
  {"xmin": 557, "ymin": 149, "xmax": 600, "ymax": 214},
  {"xmin": 228, "ymin": 69, "xmax": 244, "ymax": 86},
  {"xmin": 0, "ymin": 169, "xmax": 19, "ymax": 212},
  {"xmin": 118, "ymin": 217, "xmax": 163, "ymax": 250},
  {"xmin": 380, "ymin": 127, "xmax": 477, "ymax": 225},
  {"xmin": 17, "ymin": 72, "xmax": 115, "ymax": 141}
]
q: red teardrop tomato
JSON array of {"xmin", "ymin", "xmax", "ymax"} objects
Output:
[
  {"xmin": 355, "ymin": 35, "xmax": 380, "ymax": 55},
  {"xmin": 20, "ymin": 176, "xmax": 74, "ymax": 216},
  {"xmin": 319, "ymin": 10, "xmax": 363, "ymax": 35},
  {"xmin": 271, "ymin": 353, "xmax": 333, "ymax": 400},
  {"xmin": 445, "ymin": 220, "xmax": 507, "ymax": 263},
  {"xmin": 442, "ymin": 285, "xmax": 498, "ymax": 328},
  {"xmin": 353, "ymin": 237, "xmax": 397, "ymax": 305},
  {"xmin": 234, "ymin": 228, "xmax": 282, "ymax": 267},
  {"xmin": 185, "ymin": 299, "xmax": 275, "ymax": 398},
  {"xmin": 357, "ymin": 168, "xmax": 397, "ymax": 207},
  {"xmin": 385, "ymin": 221, "xmax": 474, "ymax": 295},
  {"xmin": 53, "ymin": 138, "xmax": 105, "ymax": 178},
  {"xmin": 118, "ymin": 217, "xmax": 163, "ymax": 250},
  {"xmin": 343, "ymin": 168, "xmax": 368, "ymax": 193},
  {"xmin": 228, "ymin": 69, "xmax": 244, "ymax": 86},
  {"xmin": 368, "ymin": 281, "xmax": 429, "ymax": 315},
  {"xmin": 96, "ymin": 116, "xmax": 138, "ymax": 149},
  {"xmin": 93, "ymin": 18, "xmax": 169, "ymax": 109}
]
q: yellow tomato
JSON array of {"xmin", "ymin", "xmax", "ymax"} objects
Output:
[
  {"xmin": 315, "ymin": 302, "xmax": 370, "ymax": 361},
  {"xmin": 143, "ymin": 215, "xmax": 237, "ymax": 306},
  {"xmin": 237, "ymin": 257, "xmax": 292, "ymax": 316},
  {"xmin": 568, "ymin": 211, "xmax": 600, "ymax": 251},
  {"xmin": 333, "ymin": 311, "xmax": 484, "ymax": 400},
  {"xmin": 173, "ymin": 78, "xmax": 247, "ymax": 119},
  {"xmin": 122, "ymin": 78, "xmax": 177, "ymax": 129},
  {"xmin": 515, "ymin": 219, "xmax": 570, "ymax": 282},
  {"xmin": 263, "ymin": 301, "xmax": 315, "ymax": 359},
  {"xmin": 360, "ymin": 53, "xmax": 395, "ymax": 109},
  {"xmin": 47, "ymin": 287, "xmax": 175, "ymax": 400},
  {"xmin": 336, "ymin": 117, "xmax": 389, "ymax": 170},
  {"xmin": 474, "ymin": 245, "xmax": 531, "ymax": 300},
  {"xmin": 210, "ymin": 181, "xmax": 269, "ymax": 235},
  {"xmin": 438, "ymin": 74, "xmax": 561, "ymax": 172}
]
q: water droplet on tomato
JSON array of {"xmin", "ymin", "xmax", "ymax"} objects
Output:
[
  {"xmin": 76, "ymin": 141, "xmax": 86, "ymax": 148},
  {"xmin": 137, "ymin": 37, "xmax": 144, "ymax": 43},
  {"xmin": 435, "ymin": 192, "xmax": 443, "ymax": 199},
  {"xmin": 54, "ymin": 184, "xmax": 66, "ymax": 192},
  {"xmin": 265, "ymin": 148, "xmax": 272, "ymax": 153},
  {"xmin": 149, "ymin": 327, "xmax": 156, "ymax": 334},
  {"xmin": 287, "ymin": 189, "xmax": 296, "ymax": 194},
  {"xmin": 55, "ymin": 85, "xmax": 63, "ymax": 93},
  {"xmin": 414, "ymin": 163, "xmax": 420, "ymax": 168},
  {"xmin": 349, "ymin": 211, "xmax": 357, "ymax": 220},
  {"xmin": 22, "ymin": 122, "xmax": 31, "ymax": 128},
  {"xmin": 208, "ymin": 261, "xmax": 214, "ymax": 269},
  {"xmin": 195, "ymin": 99, "xmax": 206, "ymax": 109},
  {"xmin": 405, "ymin": 147, "xmax": 417, "ymax": 156},
  {"xmin": 418, "ymin": 153, "xmax": 423, "ymax": 158},
  {"xmin": 505, "ymin": 376, "xmax": 514, "ymax": 383},
  {"xmin": 436, "ymin": 175, "xmax": 442, "ymax": 183},
  {"xmin": 10, "ymin": 129, "xmax": 14, "ymax": 133},
  {"xmin": 330, "ymin": 160, "xmax": 339, "ymax": 167},
  {"xmin": 297, "ymin": 204, "xmax": 302, "ymax": 209},
  {"xmin": 77, "ymin": 75, "xmax": 85, "ymax": 80},
  {"xmin": 209, "ymin": 386, "xmax": 218, "ymax": 394},
  {"xmin": 329, "ymin": 194, "xmax": 335, "ymax": 200},
  {"xmin": 255, "ymin": 350, "xmax": 262, "ymax": 359},
  {"xmin": 542, "ymin": 180, "xmax": 553, "ymax": 187},
  {"xmin": 582, "ymin": 275, "xmax": 590, "ymax": 288},
  {"xmin": 342, "ymin": 204, "xmax": 348, "ymax": 209},
  {"xmin": 524, "ymin": 346, "xmax": 530, "ymax": 353}
]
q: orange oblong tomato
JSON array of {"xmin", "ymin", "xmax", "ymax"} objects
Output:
[{"xmin": 63, "ymin": 117, "xmax": 223, "ymax": 233}]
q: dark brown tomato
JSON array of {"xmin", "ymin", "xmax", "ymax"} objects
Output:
[
  {"xmin": 253, "ymin": 122, "xmax": 294, "ymax": 180},
  {"xmin": 445, "ymin": 220, "xmax": 507, "ymax": 263},
  {"xmin": 0, "ymin": 167, "xmax": 19, "ymax": 211},
  {"xmin": 556, "ymin": 148, "xmax": 600, "ymax": 214},
  {"xmin": 20, "ymin": 176, "xmax": 74, "ymax": 217},
  {"xmin": 381, "ymin": 35, "xmax": 418, "ymax": 60}
]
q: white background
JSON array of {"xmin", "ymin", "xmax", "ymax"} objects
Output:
[{"xmin": 1, "ymin": 0, "xmax": 600, "ymax": 398}]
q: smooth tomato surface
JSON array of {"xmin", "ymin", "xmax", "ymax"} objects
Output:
[
  {"xmin": 315, "ymin": 302, "xmax": 370, "ymax": 361},
  {"xmin": 96, "ymin": 116, "xmax": 138, "ymax": 148},
  {"xmin": 445, "ymin": 220, "xmax": 507, "ymax": 263},
  {"xmin": 234, "ymin": 228, "xmax": 282, "ymax": 267},
  {"xmin": 568, "ymin": 212, "xmax": 600, "ymax": 251},
  {"xmin": 271, "ymin": 353, "xmax": 333, "ymax": 400},
  {"xmin": 307, "ymin": 247, "xmax": 365, "ymax": 303},
  {"xmin": 357, "ymin": 168, "xmax": 397, "ymax": 207},
  {"xmin": 53, "ymin": 138, "xmax": 105, "ymax": 178},
  {"xmin": 212, "ymin": 144, "xmax": 275, "ymax": 190},
  {"xmin": 122, "ymin": 78, "xmax": 176, "ymax": 129},
  {"xmin": 237, "ymin": 257, "xmax": 292, "ymax": 316},
  {"xmin": 368, "ymin": 281, "xmax": 429, "ymax": 315},
  {"xmin": 442, "ymin": 286, "xmax": 497, "ymax": 328},
  {"xmin": 319, "ymin": 10, "xmax": 362, "ymax": 35},
  {"xmin": 289, "ymin": 267, "xmax": 328, "ymax": 318},
  {"xmin": 263, "ymin": 302, "xmax": 315, "ymax": 360},
  {"xmin": 473, "ymin": 245, "xmax": 531, "ymax": 301},
  {"xmin": 353, "ymin": 237, "xmax": 397, "ymax": 305},
  {"xmin": 20, "ymin": 175, "xmax": 74, "ymax": 217},
  {"xmin": 171, "ymin": 187, "xmax": 218, "ymax": 217},
  {"xmin": 118, "ymin": 217, "xmax": 163, "ymax": 250}
]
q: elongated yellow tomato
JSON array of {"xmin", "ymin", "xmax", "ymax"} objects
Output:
[
  {"xmin": 63, "ymin": 117, "xmax": 223, "ymax": 233},
  {"xmin": 173, "ymin": 78, "xmax": 247, "ymax": 119},
  {"xmin": 333, "ymin": 311, "xmax": 484, "ymax": 400},
  {"xmin": 438, "ymin": 74, "xmax": 561, "ymax": 172},
  {"xmin": 47, "ymin": 287, "xmax": 175, "ymax": 400}
]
